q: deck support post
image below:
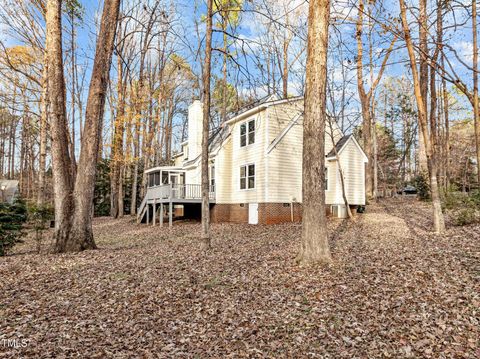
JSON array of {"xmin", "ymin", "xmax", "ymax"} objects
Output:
[
  {"xmin": 153, "ymin": 199, "xmax": 156, "ymax": 226},
  {"xmin": 160, "ymin": 203, "xmax": 163, "ymax": 227},
  {"xmin": 146, "ymin": 204, "xmax": 150, "ymax": 224},
  {"xmin": 169, "ymin": 201, "xmax": 173, "ymax": 228}
]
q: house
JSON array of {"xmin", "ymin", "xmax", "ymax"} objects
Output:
[{"xmin": 137, "ymin": 95, "xmax": 367, "ymax": 225}]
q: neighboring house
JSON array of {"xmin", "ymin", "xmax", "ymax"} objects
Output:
[
  {"xmin": 0, "ymin": 180, "xmax": 19, "ymax": 204},
  {"xmin": 138, "ymin": 95, "xmax": 367, "ymax": 225}
]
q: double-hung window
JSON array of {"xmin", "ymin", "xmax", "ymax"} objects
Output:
[
  {"xmin": 240, "ymin": 119, "xmax": 255, "ymax": 147},
  {"xmin": 240, "ymin": 164, "xmax": 255, "ymax": 190}
]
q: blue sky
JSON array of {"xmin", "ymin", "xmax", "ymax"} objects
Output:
[{"xmin": 58, "ymin": 0, "xmax": 480, "ymax": 153}]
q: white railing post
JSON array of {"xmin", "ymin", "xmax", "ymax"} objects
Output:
[
  {"xmin": 160, "ymin": 203, "xmax": 163, "ymax": 227},
  {"xmin": 153, "ymin": 198, "xmax": 156, "ymax": 226}
]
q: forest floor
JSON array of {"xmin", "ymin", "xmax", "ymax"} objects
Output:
[{"xmin": 0, "ymin": 198, "xmax": 478, "ymax": 358}]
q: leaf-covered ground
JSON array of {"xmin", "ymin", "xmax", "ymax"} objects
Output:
[{"xmin": 1, "ymin": 199, "xmax": 478, "ymax": 358}]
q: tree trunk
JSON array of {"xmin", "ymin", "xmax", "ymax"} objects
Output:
[
  {"xmin": 118, "ymin": 163, "xmax": 124, "ymax": 217},
  {"xmin": 373, "ymin": 113, "xmax": 378, "ymax": 196},
  {"xmin": 417, "ymin": 0, "xmax": 429, "ymax": 173},
  {"xmin": 222, "ymin": 27, "xmax": 228, "ymax": 123},
  {"xmin": 0, "ymin": 119, "xmax": 5, "ymax": 177},
  {"xmin": 37, "ymin": 60, "xmax": 48, "ymax": 206},
  {"xmin": 70, "ymin": 10, "xmax": 77, "ymax": 178},
  {"xmin": 441, "ymin": 54, "xmax": 450, "ymax": 186},
  {"xmin": 356, "ymin": 0, "xmax": 373, "ymax": 200},
  {"xmin": 399, "ymin": 0, "xmax": 445, "ymax": 234},
  {"xmin": 429, "ymin": 0, "xmax": 442, "ymax": 184},
  {"xmin": 355, "ymin": 0, "xmax": 395, "ymax": 200},
  {"xmin": 282, "ymin": 36, "xmax": 289, "ymax": 99},
  {"xmin": 473, "ymin": 0, "xmax": 480, "ymax": 184},
  {"xmin": 69, "ymin": 0, "xmax": 121, "ymax": 250},
  {"xmin": 201, "ymin": 0, "xmax": 213, "ymax": 250},
  {"xmin": 297, "ymin": 0, "xmax": 332, "ymax": 265},
  {"xmin": 46, "ymin": 0, "xmax": 75, "ymax": 252},
  {"xmin": 110, "ymin": 53, "xmax": 125, "ymax": 218}
]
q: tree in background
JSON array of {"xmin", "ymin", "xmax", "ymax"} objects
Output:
[
  {"xmin": 212, "ymin": 0, "xmax": 243, "ymax": 124},
  {"xmin": 399, "ymin": 0, "xmax": 445, "ymax": 233},
  {"xmin": 355, "ymin": 0, "xmax": 396, "ymax": 200}
]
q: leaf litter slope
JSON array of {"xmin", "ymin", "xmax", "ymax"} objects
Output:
[{"xmin": 0, "ymin": 199, "xmax": 478, "ymax": 358}]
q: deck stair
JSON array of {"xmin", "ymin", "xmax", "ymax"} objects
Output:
[{"xmin": 137, "ymin": 184, "xmax": 215, "ymax": 226}]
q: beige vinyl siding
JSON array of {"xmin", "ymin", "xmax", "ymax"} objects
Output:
[
  {"xmin": 324, "ymin": 162, "xmax": 338, "ymax": 204},
  {"xmin": 332, "ymin": 139, "xmax": 366, "ymax": 205},
  {"xmin": 185, "ymin": 162, "xmax": 201, "ymax": 185},
  {"xmin": 173, "ymin": 155, "xmax": 184, "ymax": 167},
  {"xmin": 213, "ymin": 137, "xmax": 233, "ymax": 203},
  {"xmin": 265, "ymin": 101, "xmax": 343, "ymax": 204},
  {"xmin": 266, "ymin": 102, "xmax": 303, "ymax": 203},
  {"xmin": 225, "ymin": 111, "xmax": 266, "ymax": 204}
]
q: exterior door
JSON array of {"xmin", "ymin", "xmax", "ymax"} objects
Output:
[
  {"xmin": 169, "ymin": 173, "xmax": 179, "ymax": 198},
  {"xmin": 248, "ymin": 203, "xmax": 258, "ymax": 224}
]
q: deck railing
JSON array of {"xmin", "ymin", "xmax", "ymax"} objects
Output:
[
  {"xmin": 138, "ymin": 184, "xmax": 215, "ymax": 223},
  {"xmin": 144, "ymin": 183, "xmax": 215, "ymax": 202}
]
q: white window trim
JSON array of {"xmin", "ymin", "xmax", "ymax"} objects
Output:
[
  {"xmin": 239, "ymin": 163, "xmax": 256, "ymax": 190},
  {"xmin": 240, "ymin": 118, "xmax": 256, "ymax": 148},
  {"xmin": 209, "ymin": 163, "xmax": 215, "ymax": 188},
  {"xmin": 324, "ymin": 167, "xmax": 329, "ymax": 191}
]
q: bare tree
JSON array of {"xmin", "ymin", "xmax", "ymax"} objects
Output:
[
  {"xmin": 45, "ymin": 0, "xmax": 75, "ymax": 250},
  {"xmin": 45, "ymin": 0, "xmax": 121, "ymax": 252},
  {"xmin": 399, "ymin": 0, "xmax": 445, "ymax": 234},
  {"xmin": 201, "ymin": 0, "xmax": 213, "ymax": 250},
  {"xmin": 297, "ymin": 0, "xmax": 332, "ymax": 265},
  {"xmin": 355, "ymin": 0, "xmax": 396, "ymax": 200},
  {"xmin": 68, "ymin": 0, "xmax": 121, "ymax": 250},
  {"xmin": 473, "ymin": 0, "xmax": 479, "ymax": 183}
]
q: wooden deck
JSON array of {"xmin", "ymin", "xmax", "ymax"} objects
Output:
[{"xmin": 137, "ymin": 184, "xmax": 215, "ymax": 226}]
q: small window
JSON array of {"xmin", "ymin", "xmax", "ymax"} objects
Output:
[
  {"xmin": 240, "ymin": 119, "xmax": 255, "ymax": 147},
  {"xmin": 240, "ymin": 164, "xmax": 255, "ymax": 189},
  {"xmin": 324, "ymin": 167, "xmax": 328, "ymax": 191},
  {"xmin": 210, "ymin": 164, "xmax": 215, "ymax": 190},
  {"xmin": 154, "ymin": 172, "xmax": 160, "ymax": 186}
]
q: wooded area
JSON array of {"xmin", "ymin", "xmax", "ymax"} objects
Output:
[
  {"xmin": 0, "ymin": 0, "xmax": 478, "ymax": 244},
  {"xmin": 0, "ymin": 0, "xmax": 479, "ymax": 356}
]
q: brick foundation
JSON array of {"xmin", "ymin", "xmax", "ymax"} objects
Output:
[
  {"xmin": 211, "ymin": 203, "xmax": 304, "ymax": 224},
  {"xmin": 211, "ymin": 203, "xmax": 249, "ymax": 223},
  {"xmin": 258, "ymin": 203, "xmax": 302, "ymax": 224},
  {"xmin": 210, "ymin": 203, "xmax": 359, "ymax": 224}
]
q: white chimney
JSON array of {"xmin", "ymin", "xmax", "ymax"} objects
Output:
[{"xmin": 187, "ymin": 100, "xmax": 203, "ymax": 160}]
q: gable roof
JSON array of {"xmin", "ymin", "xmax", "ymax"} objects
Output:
[
  {"xmin": 326, "ymin": 134, "xmax": 352, "ymax": 157},
  {"xmin": 229, "ymin": 94, "xmax": 278, "ymax": 118},
  {"xmin": 326, "ymin": 134, "xmax": 368, "ymax": 162},
  {"xmin": 225, "ymin": 95, "xmax": 303, "ymax": 125}
]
